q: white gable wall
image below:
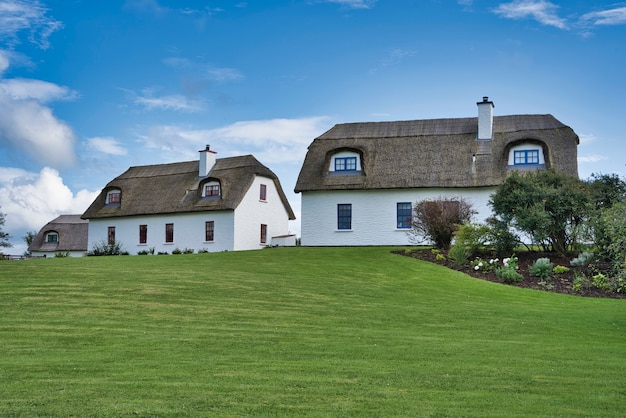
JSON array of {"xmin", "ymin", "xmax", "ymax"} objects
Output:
[
  {"xmin": 233, "ymin": 175, "xmax": 291, "ymax": 250},
  {"xmin": 300, "ymin": 188, "xmax": 496, "ymax": 246},
  {"xmin": 87, "ymin": 211, "xmax": 235, "ymax": 255}
]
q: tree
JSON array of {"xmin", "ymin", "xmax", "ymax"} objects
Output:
[
  {"xmin": 0, "ymin": 208, "xmax": 12, "ymax": 249},
  {"xmin": 489, "ymin": 170, "xmax": 589, "ymax": 256},
  {"xmin": 408, "ymin": 197, "xmax": 474, "ymax": 250},
  {"xmin": 24, "ymin": 231, "xmax": 38, "ymax": 247}
]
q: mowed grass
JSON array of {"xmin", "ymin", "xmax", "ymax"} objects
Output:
[{"xmin": 0, "ymin": 247, "xmax": 624, "ymax": 417}]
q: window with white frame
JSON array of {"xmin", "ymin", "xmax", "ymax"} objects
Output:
[
  {"xmin": 203, "ymin": 182, "xmax": 220, "ymax": 198},
  {"xmin": 46, "ymin": 231, "xmax": 59, "ymax": 243},
  {"xmin": 106, "ymin": 189, "xmax": 121, "ymax": 205}
]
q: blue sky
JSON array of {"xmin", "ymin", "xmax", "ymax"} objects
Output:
[{"xmin": 1, "ymin": 0, "xmax": 625, "ymax": 253}]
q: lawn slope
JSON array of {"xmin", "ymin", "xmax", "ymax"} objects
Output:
[{"xmin": 1, "ymin": 247, "xmax": 624, "ymax": 416}]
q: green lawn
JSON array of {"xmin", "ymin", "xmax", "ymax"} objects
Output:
[{"xmin": 0, "ymin": 247, "xmax": 624, "ymax": 416}]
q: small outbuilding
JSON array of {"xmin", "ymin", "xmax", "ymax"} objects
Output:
[{"xmin": 28, "ymin": 215, "xmax": 88, "ymax": 257}]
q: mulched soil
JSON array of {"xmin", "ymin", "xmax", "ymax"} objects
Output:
[{"xmin": 395, "ymin": 248, "xmax": 625, "ymax": 299}]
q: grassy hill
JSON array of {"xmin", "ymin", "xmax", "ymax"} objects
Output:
[{"xmin": 1, "ymin": 247, "xmax": 624, "ymax": 416}]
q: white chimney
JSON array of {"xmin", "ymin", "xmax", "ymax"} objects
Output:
[
  {"xmin": 199, "ymin": 145, "xmax": 217, "ymax": 177},
  {"xmin": 476, "ymin": 96, "xmax": 495, "ymax": 140}
]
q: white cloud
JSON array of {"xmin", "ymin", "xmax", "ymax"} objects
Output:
[
  {"xmin": 0, "ymin": 53, "xmax": 78, "ymax": 168},
  {"xmin": 87, "ymin": 137, "xmax": 128, "ymax": 156},
  {"xmin": 577, "ymin": 133, "xmax": 596, "ymax": 145},
  {"xmin": 137, "ymin": 116, "xmax": 332, "ymax": 164},
  {"xmin": 0, "ymin": 0, "xmax": 62, "ymax": 49},
  {"xmin": 320, "ymin": 0, "xmax": 377, "ymax": 10},
  {"xmin": 580, "ymin": 7, "xmax": 626, "ymax": 26},
  {"xmin": 0, "ymin": 166, "xmax": 99, "ymax": 236},
  {"xmin": 493, "ymin": 1, "xmax": 567, "ymax": 29},
  {"xmin": 0, "ymin": 86, "xmax": 78, "ymax": 167},
  {"xmin": 135, "ymin": 93, "xmax": 203, "ymax": 112},
  {"xmin": 578, "ymin": 154, "xmax": 608, "ymax": 164},
  {"xmin": 0, "ymin": 77, "xmax": 78, "ymax": 102}
]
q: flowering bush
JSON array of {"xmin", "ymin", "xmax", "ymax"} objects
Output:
[
  {"xmin": 470, "ymin": 257, "xmax": 500, "ymax": 273},
  {"xmin": 496, "ymin": 255, "xmax": 523, "ymax": 283}
]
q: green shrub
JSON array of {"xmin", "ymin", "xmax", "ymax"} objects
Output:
[
  {"xmin": 54, "ymin": 251, "xmax": 70, "ymax": 258},
  {"xmin": 496, "ymin": 266, "xmax": 523, "ymax": 283},
  {"xmin": 529, "ymin": 258, "xmax": 553, "ymax": 279},
  {"xmin": 553, "ymin": 265, "xmax": 570, "ymax": 275},
  {"xmin": 570, "ymin": 251, "xmax": 594, "ymax": 267},
  {"xmin": 453, "ymin": 223, "xmax": 490, "ymax": 256},
  {"xmin": 447, "ymin": 244, "xmax": 470, "ymax": 266},
  {"xmin": 572, "ymin": 272, "xmax": 588, "ymax": 293},
  {"xmin": 183, "ymin": 248, "xmax": 195, "ymax": 254},
  {"xmin": 495, "ymin": 256, "xmax": 523, "ymax": 283},
  {"xmin": 88, "ymin": 240, "xmax": 125, "ymax": 256},
  {"xmin": 485, "ymin": 217, "xmax": 520, "ymax": 258},
  {"xmin": 592, "ymin": 273, "xmax": 610, "ymax": 291},
  {"xmin": 137, "ymin": 250, "xmax": 149, "ymax": 255}
]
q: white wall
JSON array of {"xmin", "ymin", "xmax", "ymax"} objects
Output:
[
  {"xmin": 300, "ymin": 188, "xmax": 496, "ymax": 246},
  {"xmin": 233, "ymin": 175, "xmax": 292, "ymax": 250},
  {"xmin": 87, "ymin": 211, "xmax": 235, "ymax": 255}
]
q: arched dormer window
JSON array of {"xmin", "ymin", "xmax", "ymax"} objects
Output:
[
  {"xmin": 329, "ymin": 150, "xmax": 363, "ymax": 176},
  {"xmin": 507, "ymin": 142, "xmax": 546, "ymax": 171},
  {"xmin": 105, "ymin": 189, "xmax": 121, "ymax": 206},
  {"xmin": 201, "ymin": 180, "xmax": 221, "ymax": 200},
  {"xmin": 45, "ymin": 231, "xmax": 59, "ymax": 243}
]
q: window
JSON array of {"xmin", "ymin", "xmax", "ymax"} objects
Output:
[
  {"xmin": 106, "ymin": 190, "xmax": 121, "ymax": 205},
  {"xmin": 514, "ymin": 150, "xmax": 540, "ymax": 165},
  {"xmin": 337, "ymin": 204, "xmax": 352, "ymax": 230},
  {"xmin": 204, "ymin": 184, "xmax": 220, "ymax": 197},
  {"xmin": 397, "ymin": 202, "xmax": 412, "ymax": 229},
  {"xmin": 165, "ymin": 223, "xmax": 174, "ymax": 243},
  {"xmin": 260, "ymin": 184, "xmax": 267, "ymax": 201},
  {"xmin": 46, "ymin": 232, "xmax": 58, "ymax": 243},
  {"xmin": 205, "ymin": 221, "xmax": 214, "ymax": 242},
  {"xmin": 260, "ymin": 224, "xmax": 267, "ymax": 244},
  {"xmin": 335, "ymin": 157, "xmax": 357, "ymax": 171},
  {"xmin": 108, "ymin": 226, "xmax": 116, "ymax": 245},
  {"xmin": 139, "ymin": 225, "xmax": 147, "ymax": 244}
]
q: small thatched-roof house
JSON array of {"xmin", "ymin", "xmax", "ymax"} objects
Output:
[
  {"xmin": 295, "ymin": 97, "xmax": 579, "ymax": 246},
  {"xmin": 82, "ymin": 149, "xmax": 295, "ymax": 254},
  {"xmin": 29, "ymin": 215, "xmax": 88, "ymax": 257}
]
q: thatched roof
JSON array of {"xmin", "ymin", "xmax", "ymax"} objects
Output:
[
  {"xmin": 295, "ymin": 114, "xmax": 579, "ymax": 192},
  {"xmin": 82, "ymin": 155, "xmax": 295, "ymax": 220},
  {"xmin": 29, "ymin": 215, "xmax": 88, "ymax": 252}
]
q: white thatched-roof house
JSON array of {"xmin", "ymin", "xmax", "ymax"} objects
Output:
[
  {"xmin": 29, "ymin": 215, "xmax": 88, "ymax": 257},
  {"xmin": 294, "ymin": 97, "xmax": 579, "ymax": 246},
  {"xmin": 82, "ymin": 147, "xmax": 295, "ymax": 254}
]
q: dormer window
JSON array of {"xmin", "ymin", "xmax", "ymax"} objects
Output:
[
  {"xmin": 335, "ymin": 156, "xmax": 357, "ymax": 171},
  {"xmin": 514, "ymin": 150, "xmax": 539, "ymax": 165},
  {"xmin": 329, "ymin": 150, "xmax": 362, "ymax": 176},
  {"xmin": 201, "ymin": 181, "xmax": 221, "ymax": 199},
  {"xmin": 205, "ymin": 184, "xmax": 220, "ymax": 196},
  {"xmin": 105, "ymin": 189, "xmax": 121, "ymax": 206},
  {"xmin": 46, "ymin": 231, "xmax": 59, "ymax": 243},
  {"xmin": 508, "ymin": 143, "xmax": 546, "ymax": 171}
]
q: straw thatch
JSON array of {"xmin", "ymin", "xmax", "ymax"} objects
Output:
[
  {"xmin": 82, "ymin": 155, "xmax": 295, "ymax": 220},
  {"xmin": 28, "ymin": 215, "xmax": 88, "ymax": 253},
  {"xmin": 294, "ymin": 114, "xmax": 579, "ymax": 192}
]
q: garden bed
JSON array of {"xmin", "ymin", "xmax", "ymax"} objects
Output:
[{"xmin": 397, "ymin": 248, "xmax": 624, "ymax": 299}]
